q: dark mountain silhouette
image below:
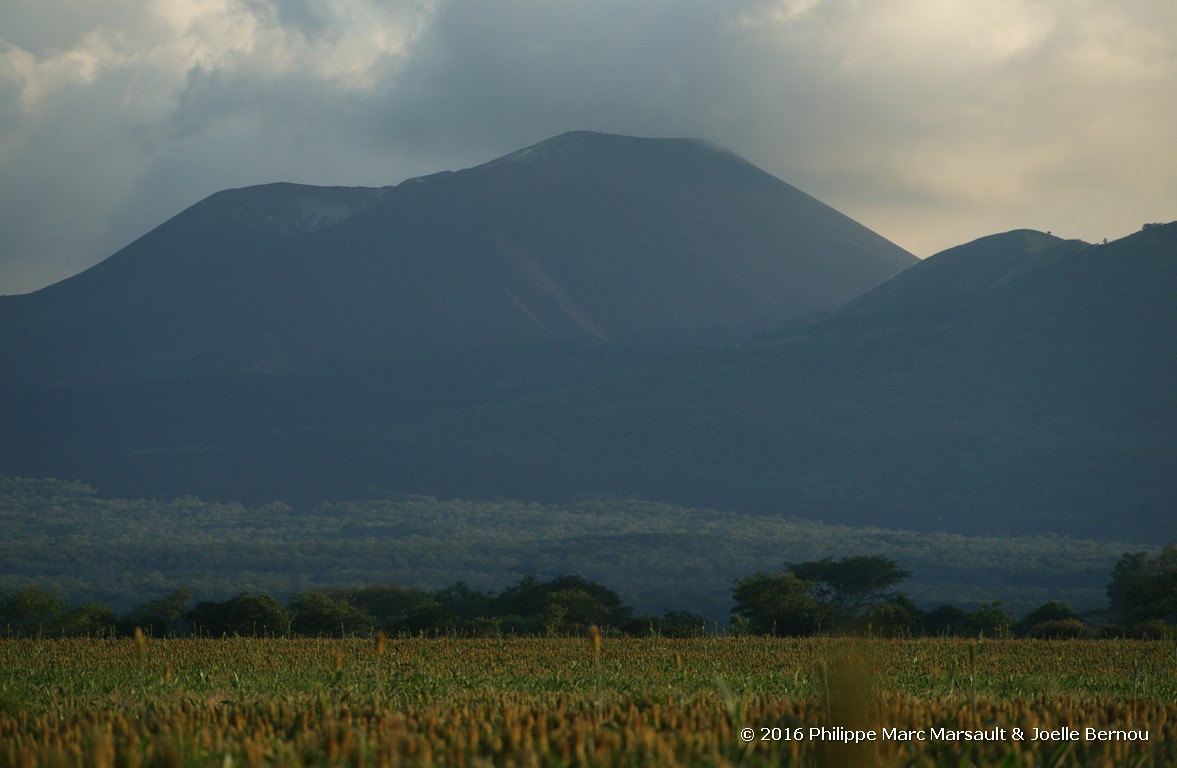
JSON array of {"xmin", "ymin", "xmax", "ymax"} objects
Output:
[
  {"xmin": 418, "ymin": 223, "xmax": 1177, "ymax": 540},
  {"xmin": 0, "ymin": 131, "xmax": 913, "ymax": 385},
  {"xmin": 4, "ymin": 130, "xmax": 1171, "ymax": 542},
  {"xmin": 0, "ymin": 130, "xmax": 915, "ymax": 504}
]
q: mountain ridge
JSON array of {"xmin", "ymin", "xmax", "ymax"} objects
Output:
[
  {"xmin": 0, "ymin": 131, "xmax": 914, "ymax": 384},
  {"xmin": 839, "ymin": 229, "xmax": 1086, "ymax": 318},
  {"xmin": 415, "ymin": 222, "xmax": 1177, "ymax": 540},
  {"xmin": 3, "ymin": 131, "xmax": 1172, "ymax": 542}
]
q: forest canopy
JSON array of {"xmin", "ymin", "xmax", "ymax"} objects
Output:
[
  {"xmin": 0, "ymin": 475, "xmax": 1153, "ymax": 621},
  {"xmin": 5, "ymin": 546, "xmax": 1173, "ymax": 639}
]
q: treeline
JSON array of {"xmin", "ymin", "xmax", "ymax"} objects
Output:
[
  {"xmin": 1, "ymin": 475, "xmax": 1132, "ymax": 621},
  {"xmin": 731, "ymin": 548, "xmax": 1177, "ymax": 640},
  {"xmin": 3, "ymin": 546, "xmax": 1174, "ymax": 639},
  {"xmin": 0, "ymin": 575, "xmax": 707, "ymax": 639}
]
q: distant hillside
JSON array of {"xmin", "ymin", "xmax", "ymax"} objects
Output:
[
  {"xmin": 0, "ymin": 131, "xmax": 914, "ymax": 385},
  {"xmin": 0, "ymin": 476, "xmax": 1136, "ymax": 620},
  {"xmin": 420, "ymin": 224, "xmax": 1177, "ymax": 540},
  {"xmin": 3, "ymin": 132, "xmax": 1172, "ymax": 543}
]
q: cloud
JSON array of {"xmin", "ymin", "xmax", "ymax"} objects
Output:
[
  {"xmin": 717, "ymin": 0, "xmax": 1177, "ymax": 249},
  {"xmin": 1, "ymin": 0, "xmax": 1175, "ymax": 293},
  {"xmin": 0, "ymin": 0, "xmax": 434, "ymax": 293}
]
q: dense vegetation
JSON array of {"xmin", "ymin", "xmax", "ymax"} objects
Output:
[
  {"xmin": 0, "ymin": 476, "xmax": 1144, "ymax": 621},
  {"xmin": 1, "ymin": 576, "xmax": 651, "ymax": 640},
  {"xmin": 732, "ymin": 550, "xmax": 1177, "ymax": 640},
  {"xmin": 1, "ymin": 636, "xmax": 1173, "ymax": 766},
  {"xmin": 5, "ymin": 543, "xmax": 1174, "ymax": 641}
]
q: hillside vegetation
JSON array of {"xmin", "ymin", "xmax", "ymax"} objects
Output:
[{"xmin": 0, "ymin": 477, "xmax": 1142, "ymax": 619}]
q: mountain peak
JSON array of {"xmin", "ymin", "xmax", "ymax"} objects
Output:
[
  {"xmin": 935, "ymin": 228, "xmax": 1072, "ymax": 258},
  {"xmin": 486, "ymin": 131, "xmax": 749, "ymax": 173},
  {"xmin": 0, "ymin": 131, "xmax": 915, "ymax": 383},
  {"xmin": 841, "ymin": 229, "xmax": 1087, "ymax": 318}
]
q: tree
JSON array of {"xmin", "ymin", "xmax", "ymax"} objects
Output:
[
  {"xmin": 434, "ymin": 581, "xmax": 495, "ymax": 626},
  {"xmin": 190, "ymin": 592, "xmax": 290, "ymax": 637},
  {"xmin": 340, "ymin": 585, "xmax": 436, "ymax": 630},
  {"xmin": 787, "ymin": 556, "xmax": 910, "ymax": 617},
  {"xmin": 540, "ymin": 589, "xmax": 612, "ymax": 634},
  {"xmin": 1107, "ymin": 545, "xmax": 1177, "ymax": 629},
  {"xmin": 654, "ymin": 610, "xmax": 709, "ymax": 638},
  {"xmin": 390, "ymin": 599, "xmax": 450, "ymax": 635},
  {"xmin": 495, "ymin": 575, "xmax": 633, "ymax": 632},
  {"xmin": 920, "ymin": 604, "xmax": 970, "ymax": 636},
  {"xmin": 1026, "ymin": 618, "xmax": 1084, "ymax": 639},
  {"xmin": 967, "ymin": 601, "xmax": 1015, "ymax": 638},
  {"xmin": 66, "ymin": 601, "xmax": 118, "ymax": 637},
  {"xmin": 289, "ymin": 591, "xmax": 375, "ymax": 637},
  {"xmin": 121, "ymin": 588, "xmax": 192, "ymax": 637},
  {"xmin": 0, "ymin": 586, "xmax": 67, "ymax": 636},
  {"xmin": 731, "ymin": 571, "xmax": 823, "ymax": 636},
  {"xmin": 1017, "ymin": 601, "xmax": 1081, "ymax": 637},
  {"xmin": 1, "ymin": 589, "xmax": 120, "ymax": 637},
  {"xmin": 866, "ymin": 595, "xmax": 922, "ymax": 637}
]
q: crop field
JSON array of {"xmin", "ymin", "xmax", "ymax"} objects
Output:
[{"xmin": 0, "ymin": 636, "xmax": 1173, "ymax": 767}]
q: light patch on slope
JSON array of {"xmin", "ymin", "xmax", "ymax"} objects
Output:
[
  {"xmin": 289, "ymin": 196, "xmax": 364, "ymax": 234},
  {"xmin": 222, "ymin": 188, "xmax": 387, "ymax": 236},
  {"xmin": 510, "ymin": 245, "xmax": 610, "ymax": 342}
]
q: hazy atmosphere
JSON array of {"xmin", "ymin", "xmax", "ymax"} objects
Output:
[{"xmin": 2, "ymin": 0, "xmax": 1175, "ymax": 294}]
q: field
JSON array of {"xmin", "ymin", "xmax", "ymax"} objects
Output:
[{"xmin": 1, "ymin": 636, "xmax": 1174, "ymax": 767}]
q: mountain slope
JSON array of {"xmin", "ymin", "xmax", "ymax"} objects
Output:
[
  {"xmin": 0, "ymin": 131, "xmax": 914, "ymax": 384},
  {"xmin": 424, "ymin": 223, "xmax": 1177, "ymax": 540}
]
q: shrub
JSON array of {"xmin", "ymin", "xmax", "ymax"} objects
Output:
[
  {"xmin": 1027, "ymin": 618, "xmax": 1084, "ymax": 639},
  {"xmin": 1130, "ymin": 618, "xmax": 1173, "ymax": 640}
]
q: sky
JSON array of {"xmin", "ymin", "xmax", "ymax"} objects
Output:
[{"xmin": 2, "ymin": 0, "xmax": 1175, "ymax": 295}]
